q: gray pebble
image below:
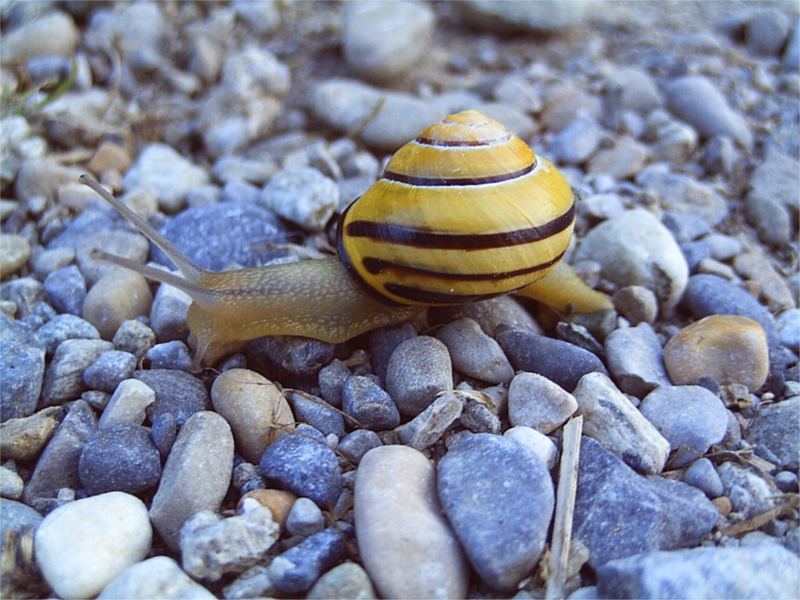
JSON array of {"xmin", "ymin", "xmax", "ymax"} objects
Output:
[
  {"xmin": 124, "ymin": 144, "xmax": 209, "ymax": 213},
  {"xmin": 706, "ymin": 233, "xmax": 742, "ymax": 261},
  {"xmin": 98, "ymin": 556, "xmax": 215, "ymax": 600},
  {"xmin": 429, "ymin": 296, "xmax": 541, "ymax": 337},
  {"xmin": 504, "ymin": 426, "xmax": 558, "ymax": 470},
  {"xmin": 0, "ymin": 315, "xmax": 45, "ymax": 420},
  {"xmin": 222, "ymin": 565, "xmax": 273, "ymax": 600},
  {"xmin": 682, "ymin": 458, "xmax": 724, "ymax": 499},
  {"xmin": 395, "ymin": 391, "xmax": 464, "ymax": 451},
  {"xmin": 718, "ymin": 461, "xmax": 780, "ymax": 519},
  {"xmin": 149, "ymin": 277, "xmax": 191, "ymax": 343},
  {"xmin": 286, "ymin": 497, "xmax": 325, "ymax": 537},
  {"xmin": 605, "ymin": 67, "xmax": 662, "ymax": 114},
  {"xmin": 134, "ymin": 369, "xmax": 210, "ymax": 426},
  {"xmin": 385, "ymin": 336, "xmax": 453, "ymax": 417},
  {"xmin": 269, "ymin": 527, "xmax": 346, "ymax": 594},
  {"xmin": 1, "ymin": 277, "xmax": 42, "ymax": 319},
  {"xmin": 550, "ymin": 114, "xmax": 602, "ymax": 165},
  {"xmin": 146, "ymin": 340, "xmax": 193, "ymax": 371},
  {"xmin": 746, "ymin": 396, "xmax": 799, "ymax": 470},
  {"xmin": 43, "ymin": 265, "xmax": 86, "ymax": 315},
  {"xmin": 775, "ymin": 470, "xmax": 798, "ymax": 493},
  {"xmin": 318, "ymin": 359, "xmax": 351, "ymax": 407},
  {"xmin": 460, "ymin": 397, "xmax": 501, "ymax": 434},
  {"xmin": 604, "ymin": 323, "xmax": 670, "ymax": 396},
  {"xmin": 151, "ymin": 413, "xmax": 178, "ymax": 459},
  {"xmin": 247, "ymin": 335, "xmax": 334, "ymax": 378},
  {"xmin": 701, "ymin": 135, "xmax": 736, "ymax": 176},
  {"xmin": 307, "ymin": 561, "xmax": 376, "ymax": 600},
  {"xmin": 1, "ymin": 498, "xmax": 43, "ymax": 540},
  {"xmin": 98, "ymin": 379, "xmax": 155, "ymax": 429},
  {"xmin": 150, "ymin": 411, "xmax": 234, "ymax": 551},
  {"xmin": 368, "ymin": 323, "xmax": 417, "ymax": 383},
  {"xmin": 42, "ymin": 339, "xmax": 114, "ymax": 406},
  {"xmin": 342, "ymin": 375, "xmax": 400, "ymax": 430},
  {"xmin": 637, "ymin": 167, "xmax": 728, "ymax": 226},
  {"xmin": 612, "ymin": 286, "xmax": 658, "ymax": 324},
  {"xmin": 289, "ymin": 391, "xmax": 346, "ymax": 438},
  {"xmin": 0, "ymin": 10, "xmax": 78, "ymax": 64},
  {"xmin": 507, "ymin": 371, "xmax": 577, "ymax": 434},
  {"xmin": 76, "ymin": 230, "xmax": 149, "ymax": 287},
  {"xmin": 459, "ymin": 0, "xmax": 589, "ymax": 33},
  {"xmin": 260, "ymin": 166, "xmax": 339, "ymax": 232},
  {"xmin": 746, "ymin": 8, "xmax": 790, "ymax": 56},
  {"xmin": 112, "ymin": 319, "xmax": 156, "ymax": 360},
  {"xmin": 337, "ymin": 429, "xmax": 382, "ymax": 464},
  {"xmin": 36, "ymin": 314, "xmax": 100, "ymax": 355},
  {"xmin": 0, "ymin": 466, "xmax": 24, "ymax": 499},
  {"xmin": 783, "ymin": 19, "xmax": 800, "ymax": 69},
  {"xmin": 746, "ymin": 148, "xmax": 798, "ymax": 247},
  {"xmin": 662, "ymin": 212, "xmax": 712, "ymax": 243},
  {"xmin": 83, "ymin": 350, "xmax": 137, "ymax": 393},
  {"xmin": 435, "ymin": 318, "xmax": 514, "ymax": 384}
]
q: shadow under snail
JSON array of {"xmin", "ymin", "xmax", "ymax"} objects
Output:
[{"xmin": 81, "ymin": 110, "xmax": 612, "ymax": 368}]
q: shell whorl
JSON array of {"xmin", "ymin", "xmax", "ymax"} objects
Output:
[{"xmin": 338, "ymin": 110, "xmax": 576, "ymax": 306}]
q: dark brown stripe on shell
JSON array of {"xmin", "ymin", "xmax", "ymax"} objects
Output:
[
  {"xmin": 414, "ymin": 134, "xmax": 512, "ymax": 147},
  {"xmin": 384, "ymin": 284, "xmax": 506, "ymax": 305},
  {"xmin": 362, "ymin": 250, "xmax": 566, "ymax": 281},
  {"xmin": 345, "ymin": 201, "xmax": 575, "ymax": 250},
  {"xmin": 382, "ymin": 160, "xmax": 535, "ymax": 187}
]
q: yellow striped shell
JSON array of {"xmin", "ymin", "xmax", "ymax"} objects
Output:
[{"xmin": 337, "ymin": 110, "xmax": 575, "ymax": 306}]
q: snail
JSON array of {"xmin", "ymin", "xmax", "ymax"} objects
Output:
[{"xmin": 81, "ymin": 110, "xmax": 611, "ymax": 368}]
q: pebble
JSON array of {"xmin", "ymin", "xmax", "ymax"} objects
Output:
[
  {"xmin": 0, "ymin": 234, "xmax": 31, "ymax": 276},
  {"xmin": 146, "ymin": 340, "xmax": 193, "ymax": 370},
  {"xmin": 435, "ymin": 318, "xmax": 514, "ymax": 384},
  {"xmin": 241, "ymin": 488, "xmax": 297, "ymax": 530},
  {"xmin": 573, "ymin": 437, "xmax": 718, "ymax": 568},
  {"xmin": 460, "ymin": 395, "xmax": 501, "ymax": 434},
  {"xmin": 1, "ymin": 498, "xmax": 43, "ymax": 540},
  {"xmin": 260, "ymin": 166, "xmax": 339, "ymax": 232},
  {"xmin": 222, "ymin": 566, "xmax": 274, "ymax": 600},
  {"xmin": 307, "ymin": 561, "xmax": 377, "ymax": 600},
  {"xmin": 504, "ymin": 426, "xmax": 558, "ymax": 470},
  {"xmin": 746, "ymin": 8, "xmax": 790, "ymax": 56},
  {"xmin": 210, "ymin": 369, "xmax": 294, "ymax": 463},
  {"xmin": 438, "ymin": 434, "xmax": 554, "ymax": 590},
  {"xmin": 701, "ymin": 135, "xmax": 736, "ymax": 175},
  {"xmin": 112, "ymin": 319, "xmax": 156, "ymax": 360},
  {"xmin": 651, "ymin": 120, "xmax": 698, "ymax": 163},
  {"xmin": 717, "ymin": 462, "xmax": 778, "ymax": 519},
  {"xmin": 343, "ymin": 0, "xmax": 434, "ymax": 83},
  {"xmin": 429, "ymin": 296, "xmax": 541, "ymax": 338},
  {"xmin": 496, "ymin": 328, "xmax": 607, "ymax": 392},
  {"xmin": 663, "ymin": 315, "xmax": 769, "ymax": 392},
  {"xmin": 338, "ymin": 429, "xmax": 382, "ymax": 464},
  {"xmin": 35, "ymin": 492, "xmax": 152, "ymax": 599},
  {"xmin": 342, "ymin": 375, "xmax": 400, "ymax": 430},
  {"xmin": 745, "ymin": 396, "xmax": 799, "ymax": 470},
  {"xmin": 612, "ymin": 286, "xmax": 658, "ymax": 325},
  {"xmin": 123, "ymin": 143, "xmax": 209, "ymax": 212},
  {"xmin": 0, "ymin": 11, "xmax": 79, "ymax": 63},
  {"xmin": 664, "ymin": 75, "xmax": 752, "ymax": 148},
  {"xmin": 395, "ymin": 391, "xmax": 464, "ymax": 450},
  {"xmin": 83, "ymin": 350, "xmax": 137, "ymax": 393},
  {"xmin": 783, "ymin": 19, "xmax": 800, "ymax": 69},
  {"xmin": 0, "ymin": 315, "xmax": 45, "ymax": 420},
  {"xmin": 367, "ymin": 323, "xmax": 418, "ymax": 383},
  {"xmin": 151, "ymin": 203, "xmax": 287, "ymax": 271},
  {"xmin": 550, "ymin": 114, "xmax": 602, "ymax": 165},
  {"xmin": 587, "ymin": 136, "xmax": 649, "ymax": 179},
  {"xmin": 775, "ymin": 470, "xmax": 799, "ymax": 493},
  {"xmin": 734, "ymin": 251, "xmax": 796, "ymax": 311},
  {"xmin": 507, "ymin": 371, "xmax": 578, "ymax": 433},
  {"xmin": 0, "ymin": 406, "xmax": 62, "ymax": 461},
  {"xmin": 247, "ymin": 335, "xmax": 334, "ymax": 378},
  {"xmin": 259, "ymin": 425, "xmax": 342, "ymax": 509},
  {"xmin": 318, "ymin": 359, "xmax": 351, "ymax": 407},
  {"xmin": 596, "ymin": 545, "xmax": 800, "ymax": 599},
  {"xmin": 78, "ymin": 422, "xmax": 161, "ymax": 495},
  {"xmin": 286, "ymin": 497, "xmax": 325, "ymax": 537},
  {"xmin": 134, "ymin": 368, "xmax": 210, "ymax": 426},
  {"xmin": 355, "ymin": 445, "xmax": 469, "ymax": 599},
  {"xmin": 573, "ymin": 372, "xmax": 670, "ymax": 475},
  {"xmin": 82, "ymin": 271, "xmax": 152, "ymax": 340},
  {"xmin": 88, "ymin": 140, "xmax": 132, "ymax": 176},
  {"xmin": 42, "ymin": 265, "xmax": 86, "ymax": 315},
  {"xmin": 1, "ymin": 277, "xmax": 42, "ymax": 319},
  {"xmin": 0, "ymin": 466, "xmax": 23, "ymax": 499},
  {"xmin": 41, "ymin": 338, "xmax": 114, "ymax": 406},
  {"xmin": 148, "ymin": 278, "xmax": 191, "ymax": 343},
  {"xmin": 385, "ymin": 336, "xmax": 453, "ymax": 417},
  {"xmin": 35, "ymin": 314, "xmax": 99, "ymax": 354},
  {"xmin": 636, "ymin": 167, "xmax": 728, "ymax": 226},
  {"xmin": 682, "ymin": 458, "xmax": 724, "ymax": 499},
  {"xmin": 149, "ymin": 411, "xmax": 234, "ymax": 551},
  {"xmin": 98, "ymin": 378, "xmax": 155, "ymax": 428},
  {"xmin": 289, "ymin": 391, "xmax": 345, "ymax": 438},
  {"xmin": 604, "ymin": 323, "xmax": 670, "ymax": 396},
  {"xmin": 269, "ymin": 527, "xmax": 347, "ymax": 594},
  {"xmin": 76, "ymin": 230, "xmax": 150, "ymax": 287},
  {"xmin": 574, "ymin": 208, "xmax": 688, "ymax": 310},
  {"xmin": 459, "ymin": 0, "xmax": 589, "ymax": 32},
  {"xmin": 98, "ymin": 556, "xmax": 215, "ymax": 599},
  {"xmin": 180, "ymin": 500, "xmax": 279, "ymax": 581}
]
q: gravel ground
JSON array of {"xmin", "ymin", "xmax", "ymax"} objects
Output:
[{"xmin": 1, "ymin": 1, "xmax": 799, "ymax": 599}]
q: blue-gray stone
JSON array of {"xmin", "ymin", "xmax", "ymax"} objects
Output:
[
  {"xmin": 0, "ymin": 277, "xmax": 42, "ymax": 318},
  {"xmin": 134, "ymin": 369, "xmax": 210, "ymax": 426},
  {"xmin": 22, "ymin": 400, "xmax": 97, "ymax": 507},
  {"xmin": 151, "ymin": 203, "xmax": 288, "ymax": 271},
  {"xmin": 573, "ymin": 437, "xmax": 719, "ymax": 568},
  {"xmin": 259, "ymin": 425, "xmax": 342, "ymax": 509},
  {"xmin": 662, "ymin": 211, "xmax": 712, "ymax": 243},
  {"xmin": 151, "ymin": 412, "xmax": 178, "ymax": 459},
  {"xmin": 286, "ymin": 497, "xmax": 325, "ymax": 537},
  {"xmin": 246, "ymin": 335, "xmax": 335, "ymax": 378},
  {"xmin": 269, "ymin": 527, "xmax": 346, "ymax": 594},
  {"xmin": 596, "ymin": 545, "xmax": 800, "ymax": 599},
  {"xmin": 78, "ymin": 422, "xmax": 161, "ymax": 495},
  {"xmin": 342, "ymin": 375, "xmax": 400, "ymax": 430},
  {"xmin": 0, "ymin": 498, "xmax": 43, "ymax": 540},
  {"xmin": 42, "ymin": 265, "xmax": 86, "ymax": 315},
  {"xmin": 0, "ymin": 315, "xmax": 45, "ymax": 421},
  {"xmin": 46, "ymin": 209, "xmax": 118, "ymax": 250},
  {"xmin": 437, "ymin": 433, "xmax": 554, "ymax": 591},
  {"xmin": 679, "ymin": 240, "xmax": 713, "ymax": 272},
  {"xmin": 775, "ymin": 471, "xmax": 798, "ymax": 493},
  {"xmin": 367, "ymin": 322, "xmax": 417, "ymax": 383},
  {"xmin": 82, "ymin": 350, "xmax": 137, "ymax": 393},
  {"xmin": 745, "ymin": 397, "xmax": 799, "ymax": 470},
  {"xmin": 318, "ymin": 359, "xmax": 351, "ymax": 408},
  {"xmin": 337, "ymin": 429, "xmax": 382, "ymax": 464},
  {"xmin": 496, "ymin": 328, "xmax": 608, "ymax": 392},
  {"xmin": 145, "ymin": 341, "xmax": 193, "ymax": 371},
  {"xmin": 682, "ymin": 458, "xmax": 724, "ymax": 499},
  {"xmin": 36, "ymin": 314, "xmax": 100, "ymax": 355},
  {"xmin": 288, "ymin": 392, "xmax": 345, "ymax": 438}
]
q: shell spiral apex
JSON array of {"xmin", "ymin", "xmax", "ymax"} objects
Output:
[{"xmin": 338, "ymin": 109, "xmax": 576, "ymax": 306}]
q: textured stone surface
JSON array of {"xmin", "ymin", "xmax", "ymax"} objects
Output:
[
  {"xmin": 745, "ymin": 397, "xmax": 799, "ymax": 470},
  {"xmin": 604, "ymin": 323, "xmax": 670, "ymax": 396},
  {"xmin": 385, "ymin": 336, "xmax": 453, "ymax": 417},
  {"xmin": 436, "ymin": 318, "xmax": 514, "ymax": 384},
  {"xmin": 268, "ymin": 528, "xmax": 346, "ymax": 594},
  {"xmin": 98, "ymin": 556, "xmax": 215, "ymax": 599},
  {"xmin": 134, "ymin": 369, "xmax": 210, "ymax": 426},
  {"xmin": 507, "ymin": 371, "xmax": 578, "ymax": 433},
  {"xmin": 0, "ymin": 315, "xmax": 45, "ymax": 421}
]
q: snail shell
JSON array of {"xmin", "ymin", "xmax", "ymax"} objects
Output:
[{"xmin": 338, "ymin": 110, "xmax": 575, "ymax": 306}]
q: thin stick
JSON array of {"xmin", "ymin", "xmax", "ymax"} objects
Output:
[{"xmin": 545, "ymin": 415, "xmax": 583, "ymax": 600}]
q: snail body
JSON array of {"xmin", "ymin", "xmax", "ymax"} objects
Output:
[{"xmin": 82, "ymin": 110, "xmax": 611, "ymax": 367}]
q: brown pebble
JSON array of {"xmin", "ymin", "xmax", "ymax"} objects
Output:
[
  {"xmin": 712, "ymin": 496, "xmax": 732, "ymax": 517},
  {"xmin": 612, "ymin": 285, "xmax": 658, "ymax": 324},
  {"xmin": 88, "ymin": 140, "xmax": 132, "ymax": 176},
  {"xmin": 82, "ymin": 270, "xmax": 153, "ymax": 339},
  {"xmin": 0, "ymin": 406, "xmax": 63, "ymax": 461},
  {"xmin": 240, "ymin": 488, "xmax": 297, "ymax": 529},
  {"xmin": 663, "ymin": 315, "xmax": 769, "ymax": 392}
]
